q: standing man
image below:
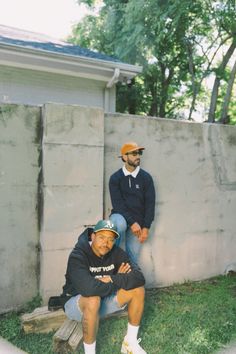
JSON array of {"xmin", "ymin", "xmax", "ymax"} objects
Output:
[
  {"xmin": 109, "ymin": 142, "xmax": 156, "ymax": 264},
  {"xmin": 62, "ymin": 219, "xmax": 147, "ymax": 354}
]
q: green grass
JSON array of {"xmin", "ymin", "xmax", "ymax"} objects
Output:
[{"xmin": 0, "ymin": 275, "xmax": 236, "ymax": 353}]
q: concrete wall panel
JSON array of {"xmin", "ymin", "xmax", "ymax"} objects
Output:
[
  {"xmin": 104, "ymin": 113, "xmax": 236, "ymax": 287},
  {"xmin": 43, "ymin": 144, "xmax": 103, "ymax": 186},
  {"xmin": 0, "ymin": 104, "xmax": 40, "ymax": 313},
  {"xmin": 41, "ymin": 186, "xmax": 101, "ymax": 250},
  {"xmin": 40, "ymin": 104, "xmax": 104, "ymax": 301},
  {"xmin": 40, "ymin": 249, "xmax": 71, "ymax": 301}
]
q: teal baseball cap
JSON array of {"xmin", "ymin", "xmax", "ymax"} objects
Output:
[{"xmin": 93, "ymin": 220, "xmax": 120, "ymax": 239}]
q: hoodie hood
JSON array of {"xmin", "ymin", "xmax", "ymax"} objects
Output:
[{"xmin": 73, "ymin": 227, "xmax": 116, "ymax": 260}]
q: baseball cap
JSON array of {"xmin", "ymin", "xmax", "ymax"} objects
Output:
[
  {"xmin": 93, "ymin": 220, "xmax": 120, "ymax": 239},
  {"xmin": 119, "ymin": 142, "xmax": 145, "ymax": 157}
]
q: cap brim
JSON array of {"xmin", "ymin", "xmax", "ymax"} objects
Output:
[
  {"xmin": 94, "ymin": 228, "xmax": 120, "ymax": 239},
  {"xmin": 118, "ymin": 146, "xmax": 145, "ymax": 158}
]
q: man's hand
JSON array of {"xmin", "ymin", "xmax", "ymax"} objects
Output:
[
  {"xmin": 138, "ymin": 227, "xmax": 149, "ymax": 243},
  {"xmin": 98, "ymin": 276, "xmax": 113, "ymax": 283},
  {"xmin": 130, "ymin": 222, "xmax": 142, "ymax": 237},
  {"xmin": 118, "ymin": 262, "xmax": 131, "ymax": 273}
]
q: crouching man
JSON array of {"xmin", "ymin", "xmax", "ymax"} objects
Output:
[{"xmin": 62, "ymin": 219, "xmax": 147, "ymax": 354}]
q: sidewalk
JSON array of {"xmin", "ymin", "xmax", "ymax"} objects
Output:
[
  {"xmin": 1, "ymin": 334, "xmax": 236, "ymax": 354},
  {"xmin": 0, "ymin": 337, "xmax": 27, "ymax": 353},
  {"xmin": 216, "ymin": 341, "xmax": 236, "ymax": 354}
]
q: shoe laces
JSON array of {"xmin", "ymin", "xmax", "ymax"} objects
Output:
[{"xmin": 126, "ymin": 337, "xmax": 144, "ymax": 352}]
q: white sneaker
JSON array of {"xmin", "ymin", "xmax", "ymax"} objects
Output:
[{"xmin": 121, "ymin": 336, "xmax": 147, "ymax": 354}]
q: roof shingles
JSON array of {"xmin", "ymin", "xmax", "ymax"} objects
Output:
[{"xmin": 0, "ymin": 24, "xmax": 121, "ymax": 63}]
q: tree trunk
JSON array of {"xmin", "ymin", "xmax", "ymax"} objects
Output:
[
  {"xmin": 148, "ymin": 79, "xmax": 159, "ymax": 116},
  {"xmin": 159, "ymin": 64, "xmax": 173, "ymax": 118},
  {"xmin": 186, "ymin": 41, "xmax": 198, "ymax": 120},
  {"xmin": 208, "ymin": 38, "xmax": 236, "ymax": 123},
  {"xmin": 219, "ymin": 58, "xmax": 236, "ymax": 124}
]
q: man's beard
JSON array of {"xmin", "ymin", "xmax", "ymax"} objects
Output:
[{"xmin": 127, "ymin": 157, "xmax": 140, "ymax": 168}]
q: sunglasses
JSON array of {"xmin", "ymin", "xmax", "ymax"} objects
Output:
[{"xmin": 126, "ymin": 150, "xmax": 143, "ymax": 156}]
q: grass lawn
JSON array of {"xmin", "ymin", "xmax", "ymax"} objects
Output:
[{"xmin": 0, "ymin": 275, "xmax": 236, "ymax": 354}]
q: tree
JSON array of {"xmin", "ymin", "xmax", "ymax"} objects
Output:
[
  {"xmin": 219, "ymin": 58, "xmax": 236, "ymax": 123},
  {"xmin": 72, "ymin": 0, "xmax": 236, "ymax": 123},
  {"xmin": 207, "ymin": 0, "xmax": 236, "ymax": 122},
  {"xmin": 208, "ymin": 38, "xmax": 236, "ymax": 122}
]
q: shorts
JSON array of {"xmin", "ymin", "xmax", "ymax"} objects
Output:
[{"xmin": 64, "ymin": 293, "xmax": 127, "ymax": 321}]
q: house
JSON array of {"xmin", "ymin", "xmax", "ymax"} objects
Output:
[{"xmin": 0, "ymin": 25, "xmax": 142, "ymax": 112}]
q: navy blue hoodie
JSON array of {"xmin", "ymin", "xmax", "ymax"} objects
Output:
[{"xmin": 62, "ymin": 228, "xmax": 145, "ymax": 298}]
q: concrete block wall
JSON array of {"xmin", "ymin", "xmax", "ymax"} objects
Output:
[
  {"xmin": 1, "ymin": 103, "xmax": 236, "ymax": 311},
  {"xmin": 104, "ymin": 113, "xmax": 236, "ymax": 287},
  {"xmin": 0, "ymin": 104, "xmax": 40, "ymax": 313},
  {"xmin": 40, "ymin": 103, "xmax": 104, "ymax": 300}
]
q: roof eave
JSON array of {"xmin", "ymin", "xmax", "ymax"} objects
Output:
[{"xmin": 0, "ymin": 42, "xmax": 143, "ymax": 84}]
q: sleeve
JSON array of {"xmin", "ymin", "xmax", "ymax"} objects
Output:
[
  {"xmin": 67, "ymin": 254, "xmax": 117, "ymax": 297},
  {"xmin": 109, "ymin": 174, "xmax": 135, "ymax": 226},
  {"xmin": 110, "ymin": 249, "xmax": 145, "ymax": 290},
  {"xmin": 143, "ymin": 174, "xmax": 156, "ymax": 228}
]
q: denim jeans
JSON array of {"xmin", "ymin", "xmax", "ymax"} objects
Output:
[
  {"xmin": 110, "ymin": 213, "xmax": 141, "ymax": 265},
  {"xmin": 64, "ymin": 293, "xmax": 126, "ymax": 321}
]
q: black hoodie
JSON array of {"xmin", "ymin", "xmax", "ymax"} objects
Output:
[{"xmin": 62, "ymin": 228, "xmax": 145, "ymax": 298}]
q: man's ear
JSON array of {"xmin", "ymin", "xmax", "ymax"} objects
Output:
[
  {"xmin": 122, "ymin": 155, "xmax": 127, "ymax": 163},
  {"xmin": 91, "ymin": 232, "xmax": 96, "ymax": 242}
]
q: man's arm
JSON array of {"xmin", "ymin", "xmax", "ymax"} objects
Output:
[
  {"xmin": 99, "ymin": 262, "xmax": 131, "ymax": 283},
  {"xmin": 109, "ymin": 174, "xmax": 135, "ymax": 226},
  {"xmin": 109, "ymin": 250, "xmax": 145, "ymax": 290},
  {"xmin": 143, "ymin": 173, "xmax": 156, "ymax": 229},
  {"xmin": 67, "ymin": 255, "xmax": 117, "ymax": 297}
]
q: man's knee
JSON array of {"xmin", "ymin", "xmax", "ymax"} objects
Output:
[
  {"xmin": 131, "ymin": 286, "xmax": 145, "ymax": 300},
  {"xmin": 117, "ymin": 286, "xmax": 145, "ymax": 306},
  {"xmin": 80, "ymin": 296, "xmax": 101, "ymax": 315},
  {"xmin": 110, "ymin": 214, "xmax": 127, "ymax": 232}
]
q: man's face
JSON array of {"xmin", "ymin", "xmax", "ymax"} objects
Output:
[
  {"xmin": 91, "ymin": 230, "xmax": 116, "ymax": 257},
  {"xmin": 123, "ymin": 150, "xmax": 143, "ymax": 168}
]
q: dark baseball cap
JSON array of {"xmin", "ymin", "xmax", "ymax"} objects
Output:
[{"xmin": 93, "ymin": 220, "xmax": 120, "ymax": 239}]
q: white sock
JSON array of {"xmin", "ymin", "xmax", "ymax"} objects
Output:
[
  {"xmin": 126, "ymin": 322, "xmax": 139, "ymax": 342},
  {"xmin": 83, "ymin": 341, "xmax": 96, "ymax": 354}
]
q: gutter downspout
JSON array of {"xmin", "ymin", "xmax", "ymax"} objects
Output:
[
  {"xmin": 105, "ymin": 68, "xmax": 120, "ymax": 112},
  {"xmin": 106, "ymin": 68, "xmax": 120, "ymax": 88}
]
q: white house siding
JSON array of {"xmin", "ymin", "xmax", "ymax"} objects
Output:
[{"xmin": 0, "ymin": 65, "xmax": 116, "ymax": 111}]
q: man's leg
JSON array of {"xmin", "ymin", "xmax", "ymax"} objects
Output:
[
  {"xmin": 110, "ymin": 213, "xmax": 127, "ymax": 249},
  {"xmin": 126, "ymin": 227, "xmax": 142, "ymax": 265},
  {"xmin": 79, "ymin": 296, "xmax": 101, "ymax": 344},
  {"xmin": 117, "ymin": 286, "xmax": 145, "ymax": 326},
  {"xmin": 64, "ymin": 295, "xmax": 101, "ymax": 354},
  {"xmin": 117, "ymin": 287, "xmax": 146, "ymax": 354}
]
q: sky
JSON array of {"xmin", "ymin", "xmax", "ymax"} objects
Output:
[{"xmin": 0, "ymin": 0, "xmax": 90, "ymax": 40}]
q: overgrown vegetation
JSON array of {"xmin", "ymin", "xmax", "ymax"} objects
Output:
[
  {"xmin": 0, "ymin": 276, "xmax": 236, "ymax": 353},
  {"xmin": 70, "ymin": 0, "xmax": 236, "ymax": 124}
]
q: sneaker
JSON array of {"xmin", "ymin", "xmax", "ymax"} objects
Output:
[{"xmin": 121, "ymin": 336, "xmax": 147, "ymax": 354}]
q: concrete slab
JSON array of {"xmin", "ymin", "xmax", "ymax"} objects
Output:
[
  {"xmin": 0, "ymin": 336, "xmax": 27, "ymax": 353},
  {"xmin": 216, "ymin": 342, "xmax": 236, "ymax": 354}
]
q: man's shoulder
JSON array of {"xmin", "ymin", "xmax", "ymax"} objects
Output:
[
  {"xmin": 139, "ymin": 168, "xmax": 154, "ymax": 179},
  {"xmin": 112, "ymin": 245, "xmax": 128, "ymax": 259},
  {"xmin": 110, "ymin": 168, "xmax": 123, "ymax": 179}
]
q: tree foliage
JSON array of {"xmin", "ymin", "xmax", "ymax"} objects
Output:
[{"xmin": 71, "ymin": 0, "xmax": 236, "ymax": 123}]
